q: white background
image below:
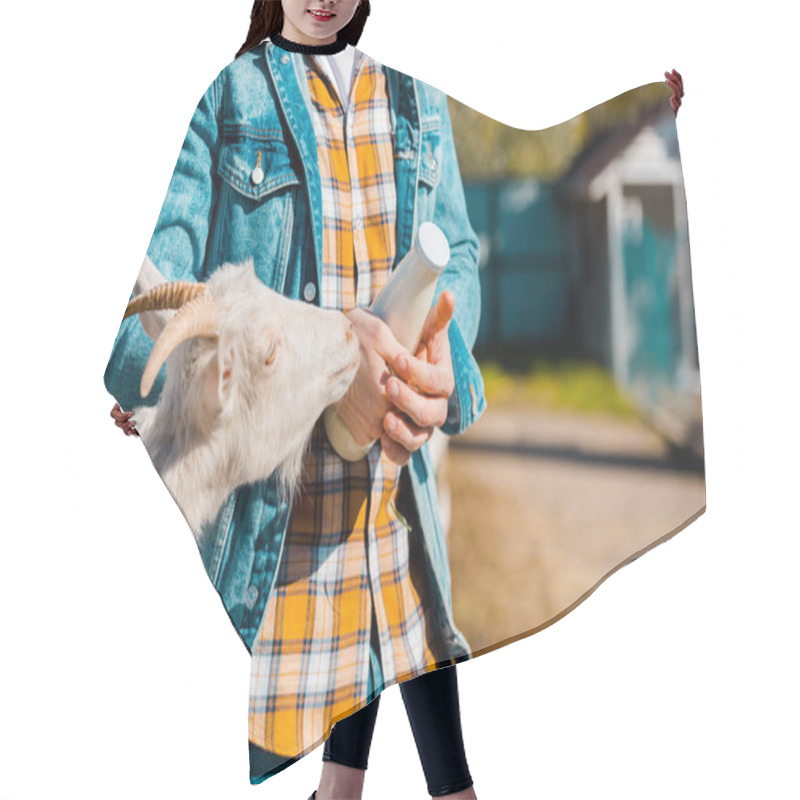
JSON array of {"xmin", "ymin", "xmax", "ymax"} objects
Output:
[{"xmin": 1, "ymin": 1, "xmax": 797, "ymax": 798}]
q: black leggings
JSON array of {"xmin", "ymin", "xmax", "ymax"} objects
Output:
[{"xmin": 323, "ymin": 663, "xmax": 474, "ymax": 797}]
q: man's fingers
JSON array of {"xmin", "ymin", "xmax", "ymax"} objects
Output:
[
  {"xmin": 111, "ymin": 403, "xmax": 139, "ymax": 436},
  {"xmin": 368, "ymin": 313, "xmax": 413, "ymax": 375},
  {"xmin": 381, "ymin": 432, "xmax": 411, "ymax": 467},
  {"xmin": 384, "ymin": 408, "xmax": 434, "ymax": 454},
  {"xmin": 665, "ymin": 70, "xmax": 683, "ymax": 116},
  {"xmin": 665, "ymin": 70, "xmax": 684, "ymax": 90},
  {"xmin": 364, "ymin": 294, "xmax": 453, "ymax": 382},
  {"xmin": 420, "ymin": 291, "xmax": 455, "ymax": 346},
  {"xmin": 111, "ymin": 403, "xmax": 134, "ymax": 421},
  {"xmin": 389, "ymin": 353, "xmax": 454, "ymax": 402}
]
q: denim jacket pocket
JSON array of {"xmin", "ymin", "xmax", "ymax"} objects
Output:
[
  {"xmin": 213, "ymin": 130, "xmax": 302, "ymax": 292},
  {"xmin": 217, "ymin": 136, "xmax": 301, "ymax": 201}
]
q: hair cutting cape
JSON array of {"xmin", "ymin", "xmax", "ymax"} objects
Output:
[{"xmin": 104, "ymin": 41, "xmax": 704, "ymax": 785}]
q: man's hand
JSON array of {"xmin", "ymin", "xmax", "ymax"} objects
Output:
[
  {"xmin": 334, "ymin": 307, "xmax": 414, "ymax": 451},
  {"xmin": 111, "ymin": 402, "xmax": 139, "ymax": 437},
  {"xmin": 381, "ymin": 291, "xmax": 456, "ymax": 467},
  {"xmin": 665, "ymin": 68, "xmax": 684, "ymax": 116}
]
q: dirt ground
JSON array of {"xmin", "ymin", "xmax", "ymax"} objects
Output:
[{"xmin": 443, "ymin": 401, "xmax": 706, "ymax": 656}]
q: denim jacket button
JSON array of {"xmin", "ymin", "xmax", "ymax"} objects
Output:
[
  {"xmin": 244, "ymin": 585, "xmax": 259, "ymax": 610},
  {"xmin": 281, "ymin": 54, "xmax": 290, "ymax": 65},
  {"xmin": 303, "ymin": 282, "xmax": 317, "ymax": 302},
  {"xmin": 251, "ymin": 166, "xmax": 264, "ymax": 185}
]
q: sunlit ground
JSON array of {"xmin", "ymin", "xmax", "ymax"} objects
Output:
[{"xmin": 445, "ymin": 360, "xmax": 705, "ymax": 655}]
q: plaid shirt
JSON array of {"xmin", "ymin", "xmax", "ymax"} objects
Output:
[{"xmin": 248, "ymin": 49, "xmax": 442, "ymax": 758}]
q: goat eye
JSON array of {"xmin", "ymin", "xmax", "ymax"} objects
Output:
[{"xmin": 265, "ymin": 340, "xmax": 278, "ymax": 366}]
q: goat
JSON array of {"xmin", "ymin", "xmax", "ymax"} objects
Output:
[{"xmin": 122, "ymin": 256, "xmax": 360, "ymax": 538}]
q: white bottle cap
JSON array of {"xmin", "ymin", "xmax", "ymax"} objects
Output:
[{"xmin": 416, "ymin": 221, "xmax": 450, "ymax": 272}]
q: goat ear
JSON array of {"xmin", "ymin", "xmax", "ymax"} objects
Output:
[{"xmin": 217, "ymin": 330, "xmax": 238, "ymax": 412}]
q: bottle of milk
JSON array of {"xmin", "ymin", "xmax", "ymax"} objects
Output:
[{"xmin": 323, "ymin": 221, "xmax": 451, "ymax": 461}]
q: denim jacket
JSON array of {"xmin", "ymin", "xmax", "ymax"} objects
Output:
[{"xmin": 103, "ymin": 40, "xmax": 487, "ymax": 660}]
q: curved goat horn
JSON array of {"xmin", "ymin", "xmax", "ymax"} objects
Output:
[
  {"xmin": 124, "ymin": 281, "xmax": 208, "ymax": 320},
  {"xmin": 140, "ymin": 294, "xmax": 222, "ymax": 398}
]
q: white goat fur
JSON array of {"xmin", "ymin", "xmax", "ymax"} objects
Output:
[{"xmin": 129, "ymin": 256, "xmax": 360, "ymax": 538}]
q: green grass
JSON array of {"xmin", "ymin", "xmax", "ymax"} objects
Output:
[{"xmin": 478, "ymin": 358, "xmax": 638, "ymax": 417}]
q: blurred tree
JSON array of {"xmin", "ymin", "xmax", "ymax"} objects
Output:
[{"xmin": 449, "ymin": 82, "xmax": 669, "ymax": 181}]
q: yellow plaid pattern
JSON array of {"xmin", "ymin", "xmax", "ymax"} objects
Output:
[{"xmin": 248, "ymin": 51, "xmax": 441, "ymax": 758}]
